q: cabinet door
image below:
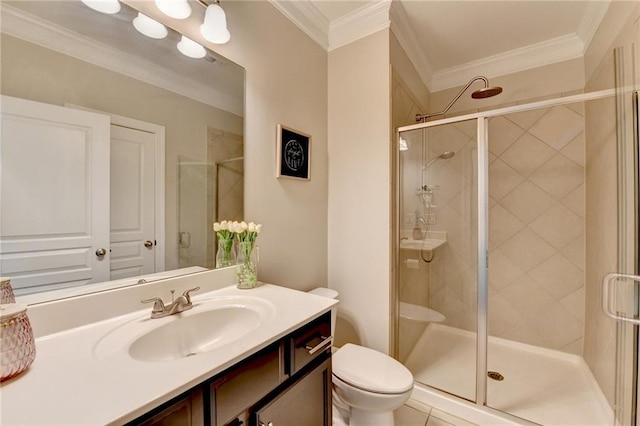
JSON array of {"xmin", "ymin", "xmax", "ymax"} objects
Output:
[
  {"xmin": 134, "ymin": 388, "xmax": 204, "ymax": 426},
  {"xmin": 212, "ymin": 341, "xmax": 283, "ymax": 425},
  {"xmin": 254, "ymin": 357, "xmax": 331, "ymax": 426}
]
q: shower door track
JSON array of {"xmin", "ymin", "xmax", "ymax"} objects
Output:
[{"xmin": 396, "ymin": 86, "xmax": 635, "ymax": 419}]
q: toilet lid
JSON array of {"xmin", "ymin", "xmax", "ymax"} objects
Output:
[{"xmin": 332, "ymin": 343, "xmax": 414, "ymax": 394}]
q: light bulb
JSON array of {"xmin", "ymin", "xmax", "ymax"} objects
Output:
[
  {"xmin": 80, "ymin": 0, "xmax": 121, "ymax": 14},
  {"xmin": 133, "ymin": 13, "xmax": 168, "ymax": 39},
  {"xmin": 200, "ymin": 3, "xmax": 231, "ymax": 44},
  {"xmin": 177, "ymin": 36, "xmax": 206, "ymax": 59},
  {"xmin": 155, "ymin": 0, "xmax": 191, "ymax": 19}
]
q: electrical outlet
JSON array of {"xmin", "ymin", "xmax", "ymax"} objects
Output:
[{"xmin": 426, "ymin": 214, "xmax": 437, "ymax": 225}]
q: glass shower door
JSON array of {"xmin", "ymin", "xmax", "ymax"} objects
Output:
[{"xmin": 398, "ymin": 119, "xmax": 479, "ymax": 402}]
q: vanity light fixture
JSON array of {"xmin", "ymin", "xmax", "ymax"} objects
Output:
[
  {"xmin": 80, "ymin": 0, "xmax": 121, "ymax": 14},
  {"xmin": 133, "ymin": 12, "xmax": 168, "ymax": 39},
  {"xmin": 155, "ymin": 0, "xmax": 192, "ymax": 20},
  {"xmin": 199, "ymin": 0, "xmax": 231, "ymax": 44},
  {"xmin": 177, "ymin": 35, "xmax": 207, "ymax": 59}
]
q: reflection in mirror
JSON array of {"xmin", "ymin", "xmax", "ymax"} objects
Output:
[{"xmin": 0, "ymin": 0, "xmax": 245, "ymax": 304}]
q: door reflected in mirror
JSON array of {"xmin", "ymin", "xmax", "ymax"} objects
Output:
[{"xmin": 0, "ymin": 0, "xmax": 244, "ymax": 303}]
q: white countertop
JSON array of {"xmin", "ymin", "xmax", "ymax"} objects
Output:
[{"xmin": 0, "ymin": 283, "xmax": 336, "ymax": 425}]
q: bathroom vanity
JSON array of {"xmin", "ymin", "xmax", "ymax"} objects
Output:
[
  {"xmin": 0, "ymin": 269, "xmax": 337, "ymax": 425},
  {"xmin": 132, "ymin": 312, "xmax": 332, "ymax": 426}
]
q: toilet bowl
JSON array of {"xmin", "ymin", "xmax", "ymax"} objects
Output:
[{"xmin": 308, "ymin": 288, "xmax": 414, "ymax": 426}]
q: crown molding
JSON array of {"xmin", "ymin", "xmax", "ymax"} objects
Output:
[
  {"xmin": 389, "ymin": 1, "xmax": 433, "ymax": 93},
  {"xmin": 429, "ymin": 34, "xmax": 585, "ymax": 92},
  {"xmin": 577, "ymin": 0, "xmax": 611, "ymax": 52},
  {"xmin": 267, "ymin": 0, "xmax": 330, "ymax": 49},
  {"xmin": 269, "ymin": 0, "xmax": 391, "ymax": 52},
  {"xmin": 328, "ymin": 0, "xmax": 391, "ymax": 51},
  {"xmin": 0, "ymin": 4, "xmax": 242, "ymax": 116}
]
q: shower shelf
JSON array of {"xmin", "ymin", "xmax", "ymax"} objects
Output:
[
  {"xmin": 399, "ymin": 302, "xmax": 445, "ymax": 323},
  {"xmin": 399, "ymin": 238, "xmax": 446, "ymax": 252}
]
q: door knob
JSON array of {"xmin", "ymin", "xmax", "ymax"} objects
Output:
[
  {"xmin": 144, "ymin": 240, "xmax": 153, "ymax": 248},
  {"xmin": 95, "ymin": 248, "xmax": 107, "ymax": 257}
]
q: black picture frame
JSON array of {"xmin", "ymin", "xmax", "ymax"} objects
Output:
[{"xmin": 276, "ymin": 124, "xmax": 311, "ymax": 180}]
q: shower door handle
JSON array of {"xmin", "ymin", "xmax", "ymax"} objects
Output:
[{"xmin": 602, "ymin": 273, "xmax": 640, "ymax": 325}]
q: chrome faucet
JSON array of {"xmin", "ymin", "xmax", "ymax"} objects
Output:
[
  {"xmin": 142, "ymin": 286, "xmax": 200, "ymax": 319},
  {"xmin": 412, "ymin": 214, "xmax": 427, "ymax": 240}
]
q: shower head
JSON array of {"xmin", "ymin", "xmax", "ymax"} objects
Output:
[
  {"xmin": 472, "ymin": 85, "xmax": 503, "ymax": 99},
  {"xmin": 416, "ymin": 76, "xmax": 503, "ymax": 122},
  {"xmin": 423, "ymin": 151, "xmax": 455, "ymax": 170},
  {"xmin": 437, "ymin": 151, "xmax": 455, "ymax": 160}
]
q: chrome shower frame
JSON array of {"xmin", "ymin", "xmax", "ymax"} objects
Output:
[{"xmin": 395, "ymin": 87, "xmax": 627, "ymax": 424}]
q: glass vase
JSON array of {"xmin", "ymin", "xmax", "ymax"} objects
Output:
[
  {"xmin": 215, "ymin": 237, "xmax": 236, "ymax": 268},
  {"xmin": 236, "ymin": 241, "xmax": 258, "ymax": 289}
]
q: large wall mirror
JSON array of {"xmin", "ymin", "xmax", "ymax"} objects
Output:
[{"xmin": 0, "ymin": 0, "xmax": 245, "ymax": 304}]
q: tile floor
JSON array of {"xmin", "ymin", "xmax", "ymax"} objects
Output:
[{"xmin": 394, "ymin": 400, "xmax": 478, "ymax": 426}]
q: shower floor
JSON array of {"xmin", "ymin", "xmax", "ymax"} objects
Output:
[{"xmin": 404, "ymin": 324, "xmax": 612, "ymax": 425}]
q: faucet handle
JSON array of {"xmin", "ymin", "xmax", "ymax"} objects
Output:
[
  {"xmin": 141, "ymin": 297, "xmax": 165, "ymax": 313},
  {"xmin": 182, "ymin": 286, "xmax": 200, "ymax": 303}
]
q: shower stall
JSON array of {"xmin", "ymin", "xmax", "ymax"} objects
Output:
[{"xmin": 393, "ymin": 68, "xmax": 638, "ymax": 424}]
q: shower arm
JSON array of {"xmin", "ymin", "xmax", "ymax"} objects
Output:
[{"xmin": 416, "ymin": 76, "xmax": 489, "ymax": 122}]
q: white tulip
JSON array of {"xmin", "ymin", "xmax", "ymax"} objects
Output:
[
  {"xmin": 248, "ymin": 222, "xmax": 257, "ymax": 232},
  {"xmin": 220, "ymin": 220, "xmax": 229, "ymax": 230},
  {"xmin": 255, "ymin": 224, "xmax": 262, "ymax": 233},
  {"xmin": 240, "ymin": 221, "xmax": 248, "ymax": 232}
]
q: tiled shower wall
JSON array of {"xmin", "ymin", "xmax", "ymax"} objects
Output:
[
  {"xmin": 425, "ymin": 105, "xmax": 587, "ymax": 355},
  {"xmin": 486, "ymin": 106, "xmax": 585, "ymax": 354},
  {"xmin": 582, "ymin": 1, "xmax": 640, "ymax": 406}
]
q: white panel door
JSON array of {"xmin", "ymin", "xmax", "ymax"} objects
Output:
[
  {"xmin": 0, "ymin": 95, "xmax": 110, "ymax": 294},
  {"xmin": 109, "ymin": 124, "xmax": 156, "ymax": 280}
]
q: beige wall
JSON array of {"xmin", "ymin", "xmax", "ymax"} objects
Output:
[
  {"xmin": 130, "ymin": 0, "xmax": 330, "ymax": 291},
  {"xmin": 213, "ymin": 1, "xmax": 329, "ymax": 291},
  {"xmin": 583, "ymin": 0, "xmax": 640, "ymax": 407},
  {"xmin": 328, "ymin": 30, "xmax": 392, "ymax": 353},
  {"xmin": 0, "ymin": 34, "xmax": 243, "ymax": 271}
]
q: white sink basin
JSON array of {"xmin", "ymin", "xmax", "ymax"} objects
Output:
[{"xmin": 94, "ymin": 296, "xmax": 276, "ymax": 363}]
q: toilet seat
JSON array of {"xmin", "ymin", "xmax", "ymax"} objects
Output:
[{"xmin": 332, "ymin": 343, "xmax": 414, "ymax": 394}]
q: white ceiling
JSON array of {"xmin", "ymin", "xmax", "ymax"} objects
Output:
[{"xmin": 271, "ymin": 0, "xmax": 612, "ymax": 92}]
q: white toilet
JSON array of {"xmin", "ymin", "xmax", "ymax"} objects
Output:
[{"xmin": 308, "ymin": 288, "xmax": 414, "ymax": 426}]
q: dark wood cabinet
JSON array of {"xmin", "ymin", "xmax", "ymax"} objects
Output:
[
  {"xmin": 128, "ymin": 312, "xmax": 332, "ymax": 426},
  {"xmin": 254, "ymin": 357, "xmax": 331, "ymax": 426},
  {"xmin": 133, "ymin": 388, "xmax": 204, "ymax": 426}
]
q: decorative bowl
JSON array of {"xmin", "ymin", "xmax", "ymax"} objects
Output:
[{"xmin": 1, "ymin": 303, "xmax": 36, "ymax": 381}]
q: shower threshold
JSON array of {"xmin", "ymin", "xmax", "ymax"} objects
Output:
[{"xmin": 404, "ymin": 323, "xmax": 613, "ymax": 425}]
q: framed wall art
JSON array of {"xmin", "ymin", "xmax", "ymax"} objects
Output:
[{"xmin": 276, "ymin": 124, "xmax": 311, "ymax": 180}]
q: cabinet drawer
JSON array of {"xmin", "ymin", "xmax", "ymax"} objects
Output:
[
  {"xmin": 289, "ymin": 312, "xmax": 332, "ymax": 375},
  {"xmin": 211, "ymin": 341, "xmax": 284, "ymax": 425}
]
